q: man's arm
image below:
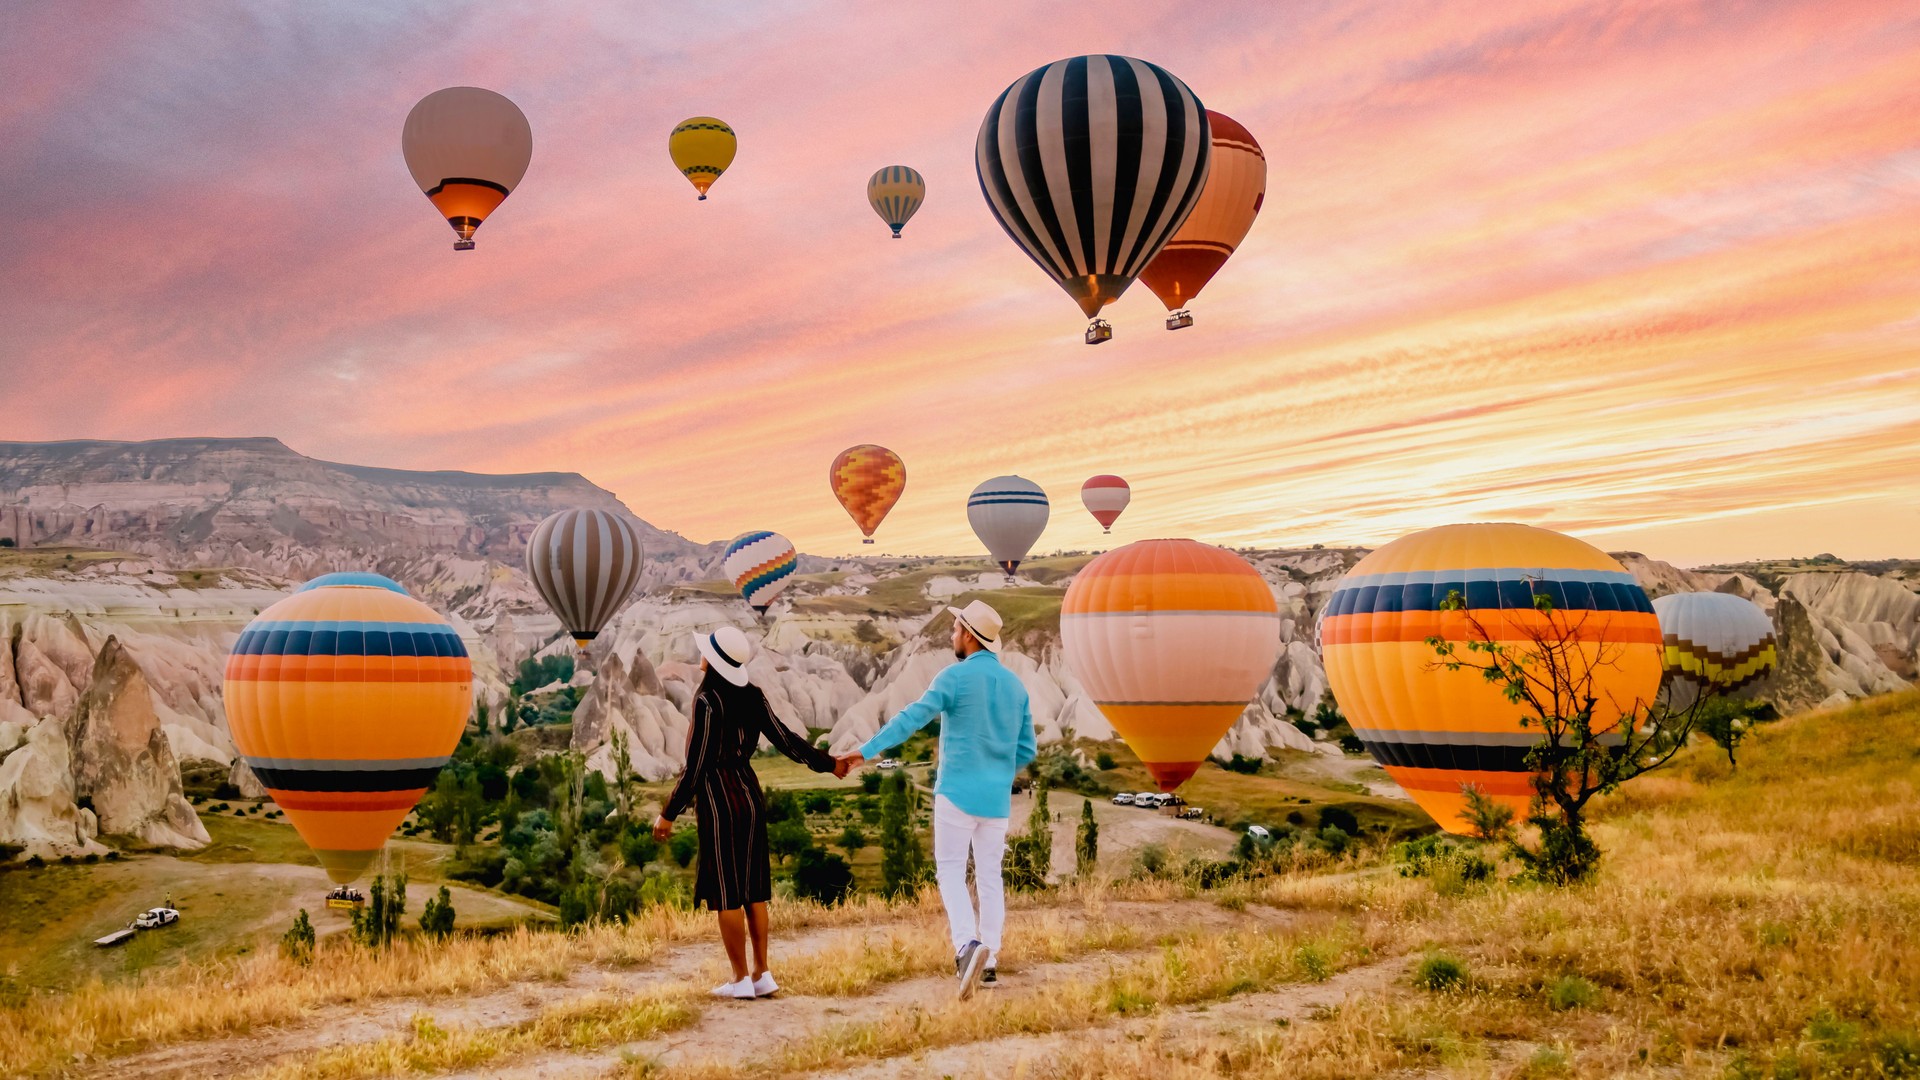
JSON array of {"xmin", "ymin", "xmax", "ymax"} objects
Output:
[
  {"xmin": 1014, "ymin": 688, "xmax": 1036, "ymax": 771},
  {"xmin": 856, "ymin": 669, "xmax": 953, "ymax": 761}
]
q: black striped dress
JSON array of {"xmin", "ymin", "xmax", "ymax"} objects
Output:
[{"xmin": 662, "ymin": 673, "xmax": 835, "ymax": 911}]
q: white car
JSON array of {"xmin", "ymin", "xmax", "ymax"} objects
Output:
[
  {"xmin": 1148, "ymin": 793, "xmax": 1174, "ymax": 808},
  {"xmin": 876, "ymin": 759, "xmax": 901, "ymax": 770},
  {"xmin": 1135, "ymin": 793, "xmax": 1160, "ymax": 807},
  {"xmin": 133, "ymin": 907, "xmax": 179, "ymax": 929},
  {"xmin": 1246, "ymin": 825, "xmax": 1272, "ymax": 840},
  {"xmin": 1110, "ymin": 793, "xmax": 1135, "ymax": 806}
]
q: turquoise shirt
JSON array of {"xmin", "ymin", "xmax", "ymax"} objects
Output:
[{"xmin": 860, "ymin": 651, "xmax": 1036, "ymax": 819}]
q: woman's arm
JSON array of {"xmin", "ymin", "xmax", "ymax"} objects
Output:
[
  {"xmin": 661, "ymin": 691, "xmax": 717, "ymax": 821},
  {"xmin": 755, "ymin": 689, "xmax": 837, "ymax": 773}
]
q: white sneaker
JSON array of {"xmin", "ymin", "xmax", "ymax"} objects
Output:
[
  {"xmin": 752, "ymin": 972, "xmax": 779, "ymax": 997},
  {"xmin": 712, "ymin": 977, "xmax": 754, "ymax": 999}
]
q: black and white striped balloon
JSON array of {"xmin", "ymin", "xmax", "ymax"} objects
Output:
[{"xmin": 975, "ymin": 55, "xmax": 1211, "ymax": 321}]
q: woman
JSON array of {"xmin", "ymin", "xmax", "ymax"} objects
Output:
[{"xmin": 653, "ymin": 625, "xmax": 837, "ymax": 999}]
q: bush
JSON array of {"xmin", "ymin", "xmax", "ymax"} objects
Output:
[
  {"xmin": 860, "ymin": 771, "xmax": 883, "ymax": 794},
  {"xmin": 419, "ymin": 885, "xmax": 456, "ymax": 939},
  {"xmin": 1338, "ymin": 735, "xmax": 1365, "ymax": 754},
  {"xmin": 768, "ymin": 819, "xmax": 813, "ymax": 861},
  {"xmin": 281, "ymin": 909, "xmax": 315, "ymax": 964},
  {"xmin": 669, "ymin": 826, "xmax": 699, "ymax": 868},
  {"xmin": 792, "ymin": 846, "xmax": 855, "ymax": 906},
  {"xmin": 1221, "ymin": 754, "xmax": 1263, "ymax": 775},
  {"xmin": 1414, "ymin": 953, "xmax": 1468, "ymax": 992},
  {"xmin": 803, "ymin": 792, "xmax": 833, "ymax": 815},
  {"xmin": 619, "ymin": 828, "xmax": 661, "ymax": 868},
  {"xmin": 765, "ymin": 788, "xmax": 802, "ymax": 824},
  {"xmin": 1547, "ymin": 975, "xmax": 1597, "ymax": 1011},
  {"xmin": 837, "ymin": 823, "xmax": 867, "ymax": 855},
  {"xmin": 445, "ymin": 847, "xmax": 507, "ymax": 888},
  {"xmin": 1094, "ymin": 751, "xmax": 1116, "ymax": 771},
  {"xmin": 213, "ymin": 782, "xmax": 240, "ymax": 800},
  {"xmin": 1316, "ymin": 825, "xmax": 1351, "ymax": 856},
  {"xmin": 1133, "ymin": 842, "xmax": 1170, "ymax": 877},
  {"xmin": 1319, "ymin": 806, "xmax": 1359, "ymax": 835},
  {"xmin": 1294, "ymin": 943, "xmax": 1333, "ymax": 982}
]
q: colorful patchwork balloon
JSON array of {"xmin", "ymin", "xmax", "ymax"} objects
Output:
[
  {"xmin": 1652, "ymin": 591, "xmax": 1777, "ymax": 693},
  {"xmin": 830, "ymin": 444, "xmax": 906, "ymax": 544},
  {"xmin": 1080, "ymin": 475, "xmax": 1131, "ymax": 534},
  {"xmin": 723, "ymin": 530, "xmax": 798, "ymax": 616},
  {"xmin": 1062, "ymin": 539, "xmax": 1280, "ymax": 791},
  {"xmin": 224, "ymin": 573, "xmax": 472, "ymax": 883},
  {"xmin": 1319, "ymin": 523, "xmax": 1663, "ymax": 833}
]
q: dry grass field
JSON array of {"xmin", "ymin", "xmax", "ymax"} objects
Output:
[{"xmin": 3, "ymin": 690, "xmax": 1916, "ymax": 1079}]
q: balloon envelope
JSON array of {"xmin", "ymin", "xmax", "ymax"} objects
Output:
[
  {"xmin": 975, "ymin": 55, "xmax": 1211, "ymax": 320},
  {"xmin": 968, "ymin": 476, "xmax": 1049, "ymax": 577},
  {"xmin": 1139, "ymin": 110, "xmax": 1265, "ymax": 311},
  {"xmin": 224, "ymin": 573, "xmax": 472, "ymax": 883},
  {"xmin": 526, "ymin": 509, "xmax": 645, "ymax": 647},
  {"xmin": 723, "ymin": 531, "xmax": 798, "ymax": 614},
  {"xmin": 830, "ymin": 445, "xmax": 906, "ymax": 543},
  {"xmin": 1319, "ymin": 523, "xmax": 1662, "ymax": 834},
  {"xmin": 669, "ymin": 117, "xmax": 737, "ymax": 199},
  {"xmin": 1652, "ymin": 591, "xmax": 1777, "ymax": 692},
  {"xmin": 401, "ymin": 87, "xmax": 533, "ymax": 246},
  {"xmin": 868, "ymin": 166, "xmax": 926, "ymax": 237},
  {"xmin": 1080, "ymin": 475, "xmax": 1131, "ymax": 532},
  {"xmin": 1063, "ymin": 539, "xmax": 1279, "ymax": 790}
]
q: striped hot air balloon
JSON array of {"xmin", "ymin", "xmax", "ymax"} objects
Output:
[
  {"xmin": 830, "ymin": 444, "xmax": 906, "ymax": 544},
  {"xmin": 401, "ymin": 87, "xmax": 533, "ymax": 251},
  {"xmin": 867, "ymin": 166, "xmax": 926, "ymax": 238},
  {"xmin": 968, "ymin": 475, "xmax": 1049, "ymax": 579},
  {"xmin": 1652, "ymin": 592, "xmax": 1777, "ymax": 694},
  {"xmin": 1062, "ymin": 539, "xmax": 1280, "ymax": 791},
  {"xmin": 1080, "ymin": 475, "xmax": 1131, "ymax": 534},
  {"xmin": 1319, "ymin": 523, "xmax": 1663, "ymax": 834},
  {"xmin": 224, "ymin": 573, "xmax": 472, "ymax": 883},
  {"xmin": 1139, "ymin": 110, "xmax": 1266, "ymax": 326},
  {"xmin": 669, "ymin": 116, "xmax": 737, "ymax": 200},
  {"xmin": 723, "ymin": 530, "xmax": 798, "ymax": 616},
  {"xmin": 526, "ymin": 509, "xmax": 645, "ymax": 649},
  {"xmin": 975, "ymin": 55, "xmax": 1211, "ymax": 340}
]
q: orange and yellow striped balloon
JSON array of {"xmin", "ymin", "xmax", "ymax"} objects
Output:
[
  {"xmin": 1062, "ymin": 539, "xmax": 1280, "ymax": 791},
  {"xmin": 829, "ymin": 444, "xmax": 906, "ymax": 544},
  {"xmin": 1319, "ymin": 523, "xmax": 1662, "ymax": 834},
  {"xmin": 224, "ymin": 573, "xmax": 472, "ymax": 883}
]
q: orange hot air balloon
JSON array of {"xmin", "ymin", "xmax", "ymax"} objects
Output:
[
  {"xmin": 1318, "ymin": 523, "xmax": 1663, "ymax": 834},
  {"xmin": 224, "ymin": 573, "xmax": 472, "ymax": 883},
  {"xmin": 1138, "ymin": 110, "xmax": 1265, "ymax": 329},
  {"xmin": 1062, "ymin": 539, "xmax": 1280, "ymax": 791},
  {"xmin": 401, "ymin": 87, "xmax": 533, "ymax": 251},
  {"xmin": 830, "ymin": 444, "xmax": 905, "ymax": 544}
]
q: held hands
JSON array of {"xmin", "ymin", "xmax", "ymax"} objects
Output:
[
  {"xmin": 833, "ymin": 752, "xmax": 866, "ymax": 779},
  {"xmin": 652, "ymin": 815, "xmax": 674, "ymax": 842}
]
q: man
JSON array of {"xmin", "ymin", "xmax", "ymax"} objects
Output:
[{"xmin": 836, "ymin": 599, "xmax": 1035, "ymax": 1000}]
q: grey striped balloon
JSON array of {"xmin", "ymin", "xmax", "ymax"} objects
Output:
[
  {"xmin": 526, "ymin": 509, "xmax": 645, "ymax": 647},
  {"xmin": 975, "ymin": 55, "xmax": 1211, "ymax": 321}
]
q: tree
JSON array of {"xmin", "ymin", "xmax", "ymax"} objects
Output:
[
  {"xmin": 1004, "ymin": 784, "xmax": 1053, "ymax": 891},
  {"xmin": 1094, "ymin": 751, "xmax": 1116, "ymax": 771},
  {"xmin": 1460, "ymin": 783, "xmax": 1515, "ymax": 842},
  {"xmin": 1426, "ymin": 587, "xmax": 1711, "ymax": 884},
  {"xmin": 610, "ymin": 728, "xmax": 635, "ymax": 822},
  {"xmin": 878, "ymin": 771, "xmax": 928, "ymax": 899},
  {"xmin": 803, "ymin": 791, "xmax": 834, "ymax": 815},
  {"xmin": 474, "ymin": 700, "xmax": 490, "ymax": 736},
  {"xmin": 1695, "ymin": 695, "xmax": 1769, "ymax": 769},
  {"xmin": 792, "ymin": 846, "xmax": 855, "ymax": 905},
  {"xmin": 860, "ymin": 770, "xmax": 883, "ymax": 795},
  {"xmin": 670, "ymin": 826, "xmax": 699, "ymax": 868},
  {"xmin": 837, "ymin": 823, "xmax": 867, "ymax": 856},
  {"xmin": 1075, "ymin": 798, "xmax": 1099, "ymax": 878},
  {"xmin": 419, "ymin": 885, "xmax": 456, "ymax": 939},
  {"xmin": 281, "ymin": 908, "xmax": 315, "ymax": 964},
  {"xmin": 352, "ymin": 870, "xmax": 407, "ymax": 948},
  {"xmin": 768, "ymin": 819, "xmax": 813, "ymax": 862}
]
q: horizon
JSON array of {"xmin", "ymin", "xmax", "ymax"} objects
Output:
[{"xmin": 4, "ymin": 3, "xmax": 1919, "ymax": 566}]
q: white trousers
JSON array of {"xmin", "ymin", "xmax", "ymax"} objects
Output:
[{"xmin": 933, "ymin": 794, "xmax": 1009, "ymax": 960}]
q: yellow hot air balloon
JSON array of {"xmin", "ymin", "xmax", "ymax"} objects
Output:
[
  {"xmin": 669, "ymin": 117, "xmax": 737, "ymax": 200},
  {"xmin": 224, "ymin": 573, "xmax": 472, "ymax": 883},
  {"xmin": 1652, "ymin": 592, "xmax": 1777, "ymax": 694},
  {"xmin": 1062, "ymin": 539, "xmax": 1280, "ymax": 790},
  {"xmin": 401, "ymin": 87, "xmax": 533, "ymax": 250},
  {"xmin": 1319, "ymin": 523, "xmax": 1663, "ymax": 834},
  {"xmin": 1139, "ymin": 110, "xmax": 1266, "ymax": 329},
  {"xmin": 867, "ymin": 166, "xmax": 925, "ymax": 238},
  {"xmin": 830, "ymin": 444, "xmax": 905, "ymax": 544}
]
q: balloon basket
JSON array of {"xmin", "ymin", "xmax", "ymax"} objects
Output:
[
  {"xmin": 1166, "ymin": 311, "xmax": 1193, "ymax": 330},
  {"xmin": 1085, "ymin": 319, "xmax": 1113, "ymax": 345},
  {"xmin": 862, "ymin": 538, "xmax": 875, "ymax": 545},
  {"xmin": 453, "ymin": 240, "xmax": 475, "ymax": 251},
  {"xmin": 697, "ymin": 194, "xmax": 708, "ymax": 201}
]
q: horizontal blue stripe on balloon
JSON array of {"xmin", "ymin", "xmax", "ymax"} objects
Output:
[
  {"xmin": 233, "ymin": 623, "xmax": 469, "ymax": 658},
  {"xmin": 968, "ymin": 496, "xmax": 1050, "ymax": 506},
  {"xmin": 1324, "ymin": 570, "xmax": 1652, "ymax": 619}
]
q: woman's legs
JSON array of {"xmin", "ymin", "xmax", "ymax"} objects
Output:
[
  {"xmin": 747, "ymin": 902, "xmax": 771, "ymax": 977},
  {"xmin": 715, "ymin": 908, "xmax": 750, "ymax": 980}
]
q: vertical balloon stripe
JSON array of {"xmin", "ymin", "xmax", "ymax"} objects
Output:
[{"xmin": 527, "ymin": 509, "xmax": 643, "ymax": 643}]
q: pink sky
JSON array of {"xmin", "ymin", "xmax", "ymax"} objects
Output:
[{"xmin": 3, "ymin": 1, "xmax": 1918, "ymax": 564}]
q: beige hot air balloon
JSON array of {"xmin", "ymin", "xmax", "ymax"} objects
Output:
[
  {"xmin": 402, "ymin": 87, "xmax": 533, "ymax": 250},
  {"xmin": 1139, "ymin": 111, "xmax": 1265, "ymax": 329}
]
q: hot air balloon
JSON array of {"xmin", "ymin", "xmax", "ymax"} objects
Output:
[
  {"xmin": 1319, "ymin": 523, "xmax": 1663, "ymax": 834},
  {"xmin": 1062, "ymin": 539, "xmax": 1279, "ymax": 790},
  {"xmin": 975, "ymin": 55, "xmax": 1211, "ymax": 344},
  {"xmin": 401, "ymin": 87, "xmax": 533, "ymax": 251},
  {"xmin": 967, "ymin": 476, "xmax": 1048, "ymax": 580},
  {"xmin": 723, "ymin": 531, "xmax": 798, "ymax": 616},
  {"xmin": 526, "ymin": 509, "xmax": 645, "ymax": 649},
  {"xmin": 224, "ymin": 573, "xmax": 472, "ymax": 883},
  {"xmin": 868, "ymin": 166, "xmax": 926, "ymax": 238},
  {"xmin": 830, "ymin": 445, "xmax": 906, "ymax": 545},
  {"xmin": 1652, "ymin": 592, "xmax": 1777, "ymax": 695},
  {"xmin": 669, "ymin": 117, "xmax": 737, "ymax": 200},
  {"xmin": 1080, "ymin": 475, "xmax": 1131, "ymax": 534},
  {"xmin": 1139, "ymin": 110, "xmax": 1265, "ymax": 330}
]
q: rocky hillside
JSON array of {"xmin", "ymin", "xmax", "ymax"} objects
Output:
[{"xmin": 2, "ymin": 438, "xmax": 1917, "ymax": 859}]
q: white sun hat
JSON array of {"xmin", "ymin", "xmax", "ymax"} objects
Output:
[
  {"xmin": 946, "ymin": 599, "xmax": 1004, "ymax": 654},
  {"xmin": 696, "ymin": 625, "xmax": 755, "ymax": 686}
]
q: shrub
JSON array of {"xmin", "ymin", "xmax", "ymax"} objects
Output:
[
  {"xmin": 1094, "ymin": 751, "xmax": 1116, "ymax": 771},
  {"xmin": 445, "ymin": 847, "xmax": 506, "ymax": 887},
  {"xmin": 837, "ymin": 823, "xmax": 867, "ymax": 855},
  {"xmin": 803, "ymin": 792, "xmax": 834, "ymax": 816},
  {"xmin": 1316, "ymin": 825, "xmax": 1351, "ymax": 856},
  {"xmin": 765, "ymin": 788, "xmax": 802, "ymax": 824},
  {"xmin": 768, "ymin": 819, "xmax": 813, "ymax": 861},
  {"xmin": 1294, "ymin": 943, "xmax": 1333, "ymax": 982},
  {"xmin": 1134, "ymin": 842, "xmax": 1170, "ymax": 877},
  {"xmin": 281, "ymin": 909, "xmax": 315, "ymax": 964},
  {"xmin": 1221, "ymin": 754, "xmax": 1263, "ymax": 775},
  {"xmin": 1338, "ymin": 735, "xmax": 1365, "ymax": 754},
  {"xmin": 860, "ymin": 771, "xmax": 883, "ymax": 795},
  {"xmin": 1547, "ymin": 975, "xmax": 1598, "ymax": 1011},
  {"xmin": 1414, "ymin": 953, "xmax": 1468, "ymax": 992},
  {"xmin": 669, "ymin": 827, "xmax": 698, "ymax": 868},
  {"xmin": 619, "ymin": 828, "xmax": 661, "ymax": 868},
  {"xmin": 1460, "ymin": 784, "xmax": 1516, "ymax": 842},
  {"xmin": 419, "ymin": 885, "xmax": 456, "ymax": 939},
  {"xmin": 1318, "ymin": 806, "xmax": 1359, "ymax": 835},
  {"xmin": 792, "ymin": 846, "xmax": 854, "ymax": 906}
]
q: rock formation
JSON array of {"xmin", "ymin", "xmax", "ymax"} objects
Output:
[
  {"xmin": 0, "ymin": 716, "xmax": 107, "ymax": 858},
  {"xmin": 65, "ymin": 637, "xmax": 208, "ymax": 849}
]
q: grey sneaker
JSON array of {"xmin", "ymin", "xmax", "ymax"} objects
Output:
[
  {"xmin": 981, "ymin": 965, "xmax": 998, "ymax": 987},
  {"xmin": 956, "ymin": 940, "xmax": 988, "ymax": 1000}
]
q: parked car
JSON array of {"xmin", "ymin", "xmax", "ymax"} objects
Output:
[
  {"xmin": 132, "ymin": 907, "xmax": 179, "ymax": 930},
  {"xmin": 1177, "ymin": 806, "xmax": 1205, "ymax": 820},
  {"xmin": 1246, "ymin": 825, "xmax": 1272, "ymax": 840},
  {"xmin": 1111, "ymin": 793, "xmax": 1135, "ymax": 806},
  {"xmin": 876, "ymin": 759, "xmax": 901, "ymax": 770}
]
